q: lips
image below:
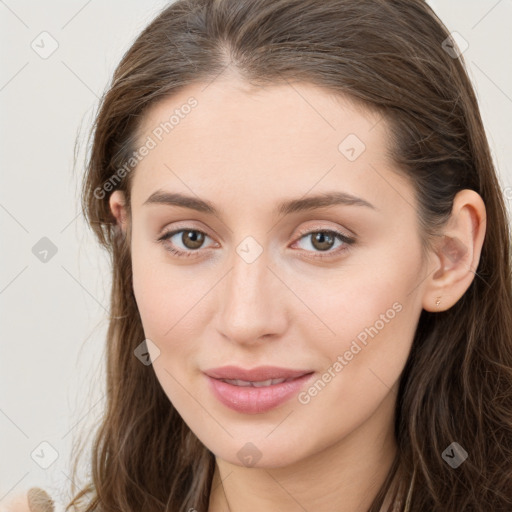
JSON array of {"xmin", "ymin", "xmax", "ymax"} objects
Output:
[
  {"xmin": 204, "ymin": 365, "xmax": 311, "ymax": 382},
  {"xmin": 204, "ymin": 365, "xmax": 315, "ymax": 414},
  {"xmin": 220, "ymin": 377, "xmax": 290, "ymax": 387}
]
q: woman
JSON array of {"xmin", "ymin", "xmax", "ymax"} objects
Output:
[{"xmin": 18, "ymin": 0, "xmax": 512, "ymax": 510}]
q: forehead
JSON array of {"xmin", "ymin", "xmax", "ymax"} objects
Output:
[
  {"xmin": 130, "ymin": 78, "xmax": 414, "ymax": 216},
  {"xmin": 136, "ymin": 78, "xmax": 378, "ymax": 154}
]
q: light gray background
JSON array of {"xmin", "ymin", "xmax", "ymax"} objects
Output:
[{"xmin": 1, "ymin": 1, "xmax": 511, "ymax": 510}]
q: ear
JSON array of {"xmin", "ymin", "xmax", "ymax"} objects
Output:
[
  {"xmin": 421, "ymin": 189, "xmax": 486, "ymax": 312},
  {"xmin": 109, "ymin": 190, "xmax": 129, "ymax": 234}
]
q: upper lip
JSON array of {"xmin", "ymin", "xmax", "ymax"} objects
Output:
[{"xmin": 204, "ymin": 365, "xmax": 313, "ymax": 381}]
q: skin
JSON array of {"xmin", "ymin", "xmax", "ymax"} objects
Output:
[
  {"xmin": 109, "ymin": 77, "xmax": 486, "ymax": 511},
  {"xmin": 0, "ymin": 488, "xmax": 54, "ymax": 512},
  {"xmin": 0, "ymin": 494, "xmax": 31, "ymax": 512}
]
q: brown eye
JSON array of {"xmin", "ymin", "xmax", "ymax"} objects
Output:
[
  {"xmin": 310, "ymin": 231, "xmax": 336, "ymax": 251},
  {"xmin": 180, "ymin": 230, "xmax": 205, "ymax": 249},
  {"xmin": 158, "ymin": 228, "xmax": 214, "ymax": 258},
  {"xmin": 292, "ymin": 228, "xmax": 356, "ymax": 259}
]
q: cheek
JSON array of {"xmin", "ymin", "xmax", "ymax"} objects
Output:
[
  {"xmin": 132, "ymin": 263, "xmax": 194, "ymax": 343},
  {"xmin": 290, "ymin": 280, "xmax": 420, "ymax": 441},
  {"xmin": 131, "ymin": 239, "xmax": 216, "ymax": 359},
  {"xmin": 131, "ymin": 232, "xmax": 180, "ymax": 345},
  {"xmin": 293, "ymin": 242, "xmax": 423, "ymax": 386}
]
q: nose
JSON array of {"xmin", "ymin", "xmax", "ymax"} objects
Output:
[{"xmin": 215, "ymin": 246, "xmax": 289, "ymax": 347}]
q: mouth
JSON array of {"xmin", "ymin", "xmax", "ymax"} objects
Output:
[
  {"xmin": 203, "ymin": 366, "xmax": 315, "ymax": 414},
  {"xmin": 204, "ymin": 365, "xmax": 312, "ymax": 381},
  {"xmin": 218, "ymin": 377, "xmax": 297, "ymax": 387}
]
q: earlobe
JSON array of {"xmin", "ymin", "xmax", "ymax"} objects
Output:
[
  {"xmin": 109, "ymin": 190, "xmax": 128, "ymax": 234},
  {"xmin": 422, "ymin": 189, "xmax": 486, "ymax": 312}
]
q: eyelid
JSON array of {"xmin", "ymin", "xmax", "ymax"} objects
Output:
[
  {"xmin": 293, "ymin": 222, "xmax": 356, "ymax": 240},
  {"xmin": 156, "ymin": 220, "xmax": 214, "ymax": 242}
]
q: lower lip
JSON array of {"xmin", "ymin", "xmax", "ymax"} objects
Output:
[{"xmin": 205, "ymin": 373, "xmax": 315, "ymax": 414}]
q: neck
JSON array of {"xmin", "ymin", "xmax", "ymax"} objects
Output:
[{"xmin": 208, "ymin": 385, "xmax": 399, "ymax": 512}]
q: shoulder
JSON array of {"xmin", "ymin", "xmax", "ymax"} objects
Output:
[{"xmin": 0, "ymin": 488, "xmax": 54, "ymax": 512}]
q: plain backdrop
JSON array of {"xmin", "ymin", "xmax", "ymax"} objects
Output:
[{"xmin": 1, "ymin": 1, "xmax": 511, "ymax": 510}]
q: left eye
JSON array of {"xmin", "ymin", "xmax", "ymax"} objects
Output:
[{"xmin": 292, "ymin": 230, "xmax": 355, "ymax": 257}]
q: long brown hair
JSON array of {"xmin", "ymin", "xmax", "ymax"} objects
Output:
[{"xmin": 66, "ymin": 0, "xmax": 512, "ymax": 510}]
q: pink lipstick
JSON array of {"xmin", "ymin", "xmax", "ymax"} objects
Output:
[{"xmin": 204, "ymin": 365, "xmax": 315, "ymax": 414}]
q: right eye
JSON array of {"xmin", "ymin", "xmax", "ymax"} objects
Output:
[{"xmin": 158, "ymin": 228, "xmax": 217, "ymax": 258}]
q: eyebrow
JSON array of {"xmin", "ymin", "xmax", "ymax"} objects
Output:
[{"xmin": 143, "ymin": 190, "xmax": 376, "ymax": 216}]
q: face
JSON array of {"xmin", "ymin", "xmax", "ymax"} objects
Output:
[{"xmin": 114, "ymin": 78, "xmax": 430, "ymax": 468}]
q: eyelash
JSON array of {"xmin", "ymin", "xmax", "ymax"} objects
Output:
[{"xmin": 157, "ymin": 226, "xmax": 356, "ymax": 261}]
